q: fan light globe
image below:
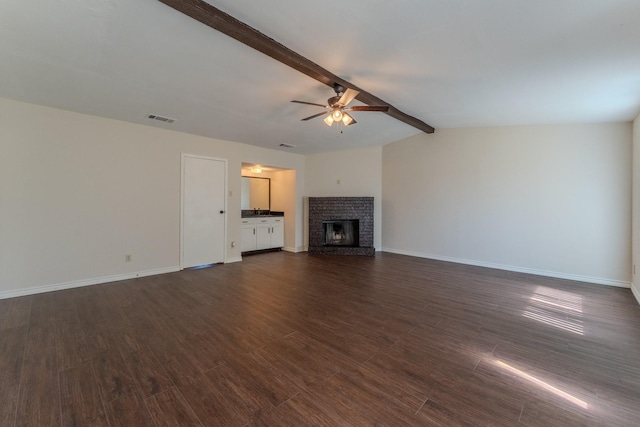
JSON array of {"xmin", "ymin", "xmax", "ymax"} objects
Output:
[
  {"xmin": 323, "ymin": 115, "xmax": 334, "ymax": 126},
  {"xmin": 332, "ymin": 109, "xmax": 343, "ymax": 121}
]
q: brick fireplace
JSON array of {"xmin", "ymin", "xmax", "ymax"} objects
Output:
[{"xmin": 308, "ymin": 197, "xmax": 374, "ymax": 256}]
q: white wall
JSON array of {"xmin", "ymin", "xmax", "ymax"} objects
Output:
[
  {"xmin": 382, "ymin": 123, "xmax": 632, "ymax": 286},
  {"xmin": 305, "ymin": 146, "xmax": 383, "ymax": 250},
  {"xmin": 2, "ymin": 97, "xmax": 634, "ymax": 298},
  {"xmin": 632, "ymin": 114, "xmax": 640, "ymax": 303},
  {"xmin": 0, "ymin": 98, "xmax": 305, "ymax": 298},
  {"xmin": 271, "ymin": 169, "xmax": 299, "ymax": 252}
]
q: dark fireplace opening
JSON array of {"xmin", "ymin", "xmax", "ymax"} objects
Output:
[{"xmin": 323, "ymin": 220, "xmax": 359, "ymax": 247}]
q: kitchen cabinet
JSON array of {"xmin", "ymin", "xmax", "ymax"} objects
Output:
[
  {"xmin": 241, "ymin": 217, "xmax": 284, "ymax": 253},
  {"xmin": 241, "ymin": 218, "xmax": 257, "ymax": 252}
]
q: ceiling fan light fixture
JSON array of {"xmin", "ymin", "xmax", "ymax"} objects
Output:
[
  {"xmin": 323, "ymin": 115, "xmax": 334, "ymax": 126},
  {"xmin": 342, "ymin": 113, "xmax": 353, "ymax": 126},
  {"xmin": 294, "ymin": 87, "xmax": 384, "ymax": 128}
]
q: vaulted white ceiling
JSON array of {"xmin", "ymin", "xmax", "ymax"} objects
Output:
[{"xmin": 1, "ymin": 0, "xmax": 639, "ymax": 154}]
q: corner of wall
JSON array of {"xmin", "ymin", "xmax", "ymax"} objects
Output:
[
  {"xmin": 632, "ymin": 113, "xmax": 640, "ymax": 305},
  {"xmin": 632, "ymin": 282, "xmax": 640, "ymax": 306}
]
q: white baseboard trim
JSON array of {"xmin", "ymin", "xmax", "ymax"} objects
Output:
[
  {"xmin": 225, "ymin": 256, "xmax": 243, "ymax": 264},
  {"xmin": 381, "ymin": 247, "xmax": 631, "ymax": 288},
  {"xmin": 631, "ymin": 283, "xmax": 640, "ymax": 306},
  {"xmin": 283, "ymin": 246, "xmax": 306, "ymax": 253},
  {"xmin": 0, "ymin": 266, "xmax": 181, "ymax": 300}
]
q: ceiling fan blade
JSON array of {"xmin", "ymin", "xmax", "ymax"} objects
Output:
[
  {"xmin": 301, "ymin": 111, "xmax": 329, "ymax": 121},
  {"xmin": 291, "ymin": 100, "xmax": 327, "ymax": 107},
  {"xmin": 347, "ymin": 105, "xmax": 389, "ymax": 112},
  {"xmin": 337, "ymin": 88, "xmax": 359, "ymax": 106}
]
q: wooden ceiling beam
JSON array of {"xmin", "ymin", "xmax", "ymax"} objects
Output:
[{"xmin": 158, "ymin": 0, "xmax": 435, "ymax": 134}]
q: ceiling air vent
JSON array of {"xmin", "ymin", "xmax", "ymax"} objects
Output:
[
  {"xmin": 147, "ymin": 114, "xmax": 175, "ymax": 124},
  {"xmin": 279, "ymin": 143, "xmax": 296, "ymax": 148}
]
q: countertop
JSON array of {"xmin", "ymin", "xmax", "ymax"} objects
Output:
[{"xmin": 241, "ymin": 211, "xmax": 284, "ymax": 218}]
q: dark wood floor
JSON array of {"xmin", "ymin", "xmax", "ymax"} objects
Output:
[{"xmin": 1, "ymin": 252, "xmax": 639, "ymax": 426}]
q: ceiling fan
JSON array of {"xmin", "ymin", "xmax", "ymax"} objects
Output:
[{"xmin": 291, "ymin": 84, "xmax": 389, "ymax": 127}]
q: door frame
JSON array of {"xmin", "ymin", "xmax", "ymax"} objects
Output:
[{"xmin": 180, "ymin": 153, "xmax": 228, "ymax": 269}]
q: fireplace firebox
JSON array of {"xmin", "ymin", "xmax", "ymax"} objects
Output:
[{"xmin": 323, "ymin": 220, "xmax": 359, "ymax": 247}]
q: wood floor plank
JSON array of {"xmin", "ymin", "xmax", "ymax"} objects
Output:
[
  {"xmin": 519, "ymin": 399, "xmax": 601, "ymax": 427},
  {"xmin": 76, "ymin": 293, "xmax": 112, "ymax": 325},
  {"xmin": 82, "ymin": 321, "xmax": 118, "ymax": 356},
  {"xmin": 52, "ymin": 294, "xmax": 83, "ymax": 330},
  {"xmin": 0, "ymin": 326, "xmax": 28, "ymax": 391},
  {"xmin": 591, "ymin": 382, "xmax": 640, "ymax": 427},
  {"xmin": 220, "ymin": 350, "xmax": 299, "ymax": 408},
  {"xmin": 0, "ymin": 384, "xmax": 19, "ymax": 427},
  {"xmin": 105, "ymin": 391, "xmax": 156, "ymax": 427},
  {"xmin": 28, "ymin": 292, "xmax": 57, "ymax": 326},
  {"xmin": 415, "ymin": 398, "xmax": 478, "ymax": 427},
  {"xmin": 15, "ymin": 324, "xmax": 60, "ymax": 427},
  {"xmin": 145, "ymin": 386, "xmax": 203, "ymax": 427},
  {"xmin": 290, "ymin": 318, "xmax": 386, "ymax": 364},
  {"xmin": 103, "ymin": 316, "xmax": 145, "ymax": 357},
  {"xmin": 1, "ymin": 252, "xmax": 639, "ymax": 425},
  {"xmin": 488, "ymin": 341, "xmax": 612, "ymax": 399},
  {"xmin": 269, "ymin": 390, "xmax": 356, "ymax": 426},
  {"xmin": 338, "ymin": 362, "xmax": 426, "ymax": 411},
  {"xmin": 303, "ymin": 367, "xmax": 427, "ymax": 426},
  {"xmin": 204, "ymin": 364, "xmax": 274, "ymax": 422},
  {"xmin": 362, "ymin": 351, "xmax": 440, "ymax": 400},
  {"xmin": 92, "ymin": 349, "xmax": 138, "ymax": 403},
  {"xmin": 124, "ymin": 347, "xmax": 173, "ymax": 398},
  {"xmin": 59, "ymin": 363, "xmax": 109, "ymax": 427},
  {"xmin": 176, "ymin": 374, "xmax": 250, "ymax": 426},
  {"xmin": 255, "ymin": 332, "xmax": 358, "ymax": 391},
  {"xmin": 15, "ymin": 359, "xmax": 60, "ymax": 426},
  {"xmin": 0, "ymin": 297, "xmax": 32, "ymax": 330},
  {"xmin": 141, "ymin": 322, "xmax": 204, "ymax": 384},
  {"xmin": 55, "ymin": 326, "xmax": 92, "ymax": 372},
  {"xmin": 402, "ymin": 324, "xmax": 497, "ymax": 370}
]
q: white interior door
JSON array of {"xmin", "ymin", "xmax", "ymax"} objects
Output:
[{"xmin": 181, "ymin": 154, "xmax": 226, "ymax": 268}]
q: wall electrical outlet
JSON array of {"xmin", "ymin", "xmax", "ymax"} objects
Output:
[
  {"xmin": 125, "ymin": 254, "xmax": 132, "ymax": 262},
  {"xmin": 231, "ymin": 241, "xmax": 236, "ymax": 248}
]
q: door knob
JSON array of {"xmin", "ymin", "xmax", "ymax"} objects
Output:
[{"xmin": 219, "ymin": 210, "xmax": 224, "ymax": 214}]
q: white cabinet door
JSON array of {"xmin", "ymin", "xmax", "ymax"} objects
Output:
[
  {"xmin": 256, "ymin": 223, "xmax": 271, "ymax": 250},
  {"xmin": 271, "ymin": 220, "xmax": 284, "ymax": 248},
  {"xmin": 241, "ymin": 226, "xmax": 256, "ymax": 252}
]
